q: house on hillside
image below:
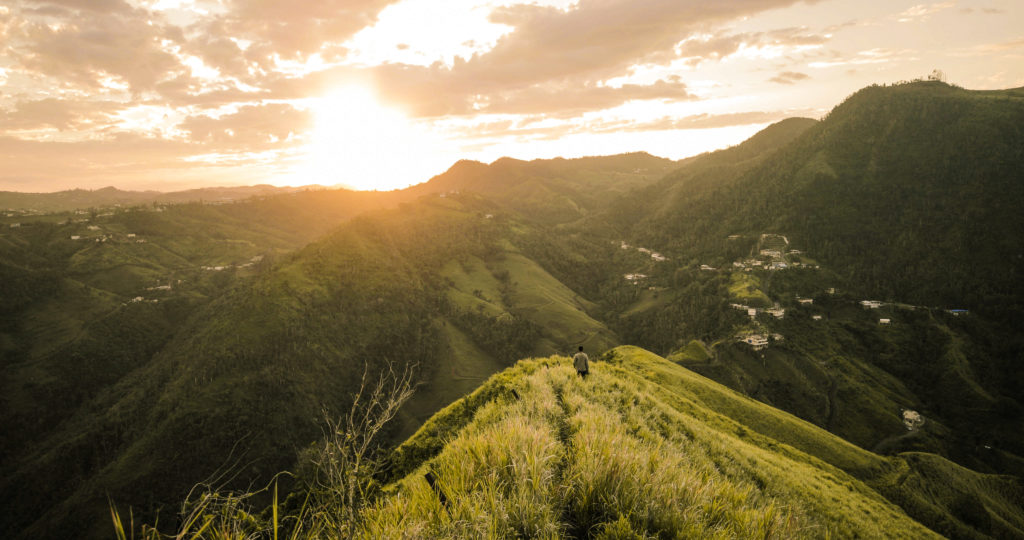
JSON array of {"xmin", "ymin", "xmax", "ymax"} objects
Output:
[
  {"xmin": 760, "ymin": 249, "xmax": 782, "ymax": 258},
  {"xmin": 797, "ymin": 298, "xmax": 813, "ymax": 305},
  {"xmin": 624, "ymin": 273, "xmax": 647, "ymax": 283},
  {"xmin": 947, "ymin": 309, "xmax": 969, "ymax": 316},
  {"xmin": 651, "ymin": 253, "xmax": 667, "ymax": 261},
  {"xmin": 700, "ymin": 264, "xmax": 716, "ymax": 271},
  {"xmin": 879, "ymin": 318, "xmax": 891, "ymax": 325},
  {"xmin": 742, "ymin": 334, "xmax": 770, "ymax": 351},
  {"xmin": 860, "ymin": 300, "xmax": 883, "ymax": 309},
  {"xmin": 9, "ymin": 223, "xmax": 20, "ymax": 228},
  {"xmin": 812, "ymin": 315, "xmax": 823, "ymax": 321},
  {"xmin": 70, "ymin": 235, "xmax": 80, "ymax": 240},
  {"xmin": 766, "ymin": 308, "xmax": 785, "ymax": 319}
]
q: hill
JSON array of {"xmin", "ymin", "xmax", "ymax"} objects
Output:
[
  {"xmin": 0, "ymin": 184, "xmax": 329, "ymax": 213},
  {"xmin": 129, "ymin": 347, "xmax": 1024, "ymax": 539},
  {"xmin": 627, "ymin": 81, "xmax": 1024, "ymax": 321},
  {"xmin": 410, "ymin": 152, "xmax": 678, "ymax": 225},
  {"xmin": 0, "ymin": 193, "xmax": 626, "ymax": 539},
  {"xmin": 373, "ymin": 347, "xmax": 1023, "ymax": 539},
  {"xmin": 576, "ymin": 82, "xmax": 1024, "ymax": 480}
]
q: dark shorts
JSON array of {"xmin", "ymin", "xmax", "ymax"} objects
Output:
[{"xmin": 577, "ymin": 369, "xmax": 588, "ymax": 377}]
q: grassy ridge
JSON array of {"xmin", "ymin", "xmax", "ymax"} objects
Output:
[{"xmin": 368, "ymin": 347, "xmax": 958, "ymax": 538}]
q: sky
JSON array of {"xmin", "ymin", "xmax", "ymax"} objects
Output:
[{"xmin": 1, "ymin": 0, "xmax": 1022, "ymax": 192}]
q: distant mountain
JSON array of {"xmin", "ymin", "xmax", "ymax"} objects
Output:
[
  {"xmin": 0, "ymin": 184, "xmax": 328, "ymax": 213},
  {"xmin": 410, "ymin": 152, "xmax": 677, "ymax": 224}
]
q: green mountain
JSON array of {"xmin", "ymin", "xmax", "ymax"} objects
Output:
[
  {"xmin": 3, "ymin": 81, "xmax": 1023, "ymax": 539},
  {"xmin": 596, "ymin": 81, "xmax": 1024, "ymax": 480},
  {"xmin": 0, "ymin": 163, "xmax": 648, "ymax": 538}
]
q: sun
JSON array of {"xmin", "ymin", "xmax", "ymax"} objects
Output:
[{"xmin": 300, "ymin": 85, "xmax": 447, "ymax": 191}]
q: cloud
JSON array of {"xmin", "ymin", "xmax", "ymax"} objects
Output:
[
  {"xmin": 769, "ymin": 71, "xmax": 810, "ymax": 84},
  {"xmin": 178, "ymin": 102, "xmax": 312, "ymax": 149},
  {"xmin": 895, "ymin": 2, "xmax": 954, "ymax": 23},
  {"xmin": 312, "ymin": 1, "xmax": 821, "ymax": 118},
  {"xmin": 674, "ymin": 27, "xmax": 829, "ymax": 66},
  {"xmin": 7, "ymin": 1, "xmax": 186, "ymax": 92},
  {"xmin": 194, "ymin": 0, "xmax": 401, "ymax": 67},
  {"xmin": 450, "ymin": 109, "xmax": 806, "ymax": 141},
  {"xmin": 467, "ymin": 78, "xmax": 697, "ymax": 116},
  {"xmin": 0, "ymin": 97, "xmax": 123, "ymax": 131}
]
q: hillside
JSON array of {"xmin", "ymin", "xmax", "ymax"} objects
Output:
[
  {"xmin": 578, "ymin": 82, "xmax": 1024, "ymax": 480},
  {"xmin": 627, "ymin": 81, "xmax": 1024, "ymax": 321},
  {"xmin": 133, "ymin": 347, "xmax": 1024, "ymax": 539},
  {"xmin": 410, "ymin": 152, "xmax": 678, "ymax": 225},
  {"xmin": 0, "ymin": 193, "xmax": 627, "ymax": 539},
  {"xmin": 372, "ymin": 347, "xmax": 1023, "ymax": 539}
]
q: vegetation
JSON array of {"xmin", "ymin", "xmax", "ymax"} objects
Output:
[
  {"xmin": 116, "ymin": 348, "xmax": 1024, "ymax": 538},
  {"xmin": 5, "ymin": 81, "xmax": 1024, "ymax": 539}
]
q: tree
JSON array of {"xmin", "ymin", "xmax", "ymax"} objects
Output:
[{"xmin": 304, "ymin": 361, "xmax": 418, "ymax": 538}]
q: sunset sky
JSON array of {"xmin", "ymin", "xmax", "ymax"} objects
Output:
[{"xmin": 1, "ymin": 0, "xmax": 1022, "ymax": 192}]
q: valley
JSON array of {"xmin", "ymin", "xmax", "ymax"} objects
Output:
[{"xmin": 1, "ymin": 81, "xmax": 1023, "ymax": 539}]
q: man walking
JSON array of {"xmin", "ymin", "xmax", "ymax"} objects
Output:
[{"xmin": 573, "ymin": 346, "xmax": 589, "ymax": 378}]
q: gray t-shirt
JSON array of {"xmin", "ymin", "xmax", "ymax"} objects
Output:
[{"xmin": 573, "ymin": 352, "xmax": 589, "ymax": 372}]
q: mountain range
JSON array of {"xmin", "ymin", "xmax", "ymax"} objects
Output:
[{"xmin": 1, "ymin": 80, "xmax": 1022, "ymax": 539}]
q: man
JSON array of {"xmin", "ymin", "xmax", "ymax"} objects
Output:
[{"xmin": 573, "ymin": 346, "xmax": 589, "ymax": 378}]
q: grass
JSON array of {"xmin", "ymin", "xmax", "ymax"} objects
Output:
[
  {"xmin": 727, "ymin": 272, "xmax": 772, "ymax": 307},
  {"xmin": 108, "ymin": 348, "xmax": 1023, "ymax": 539},
  {"xmin": 667, "ymin": 339, "xmax": 710, "ymax": 364},
  {"xmin": 360, "ymin": 349, "xmax": 941, "ymax": 538},
  {"xmin": 494, "ymin": 252, "xmax": 618, "ymax": 355}
]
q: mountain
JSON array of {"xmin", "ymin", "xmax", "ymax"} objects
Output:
[
  {"xmin": 593, "ymin": 81, "xmax": 1024, "ymax": 480},
  {"xmin": 3, "ymin": 82, "xmax": 1024, "ymax": 539},
  {"xmin": 626, "ymin": 81, "xmax": 1024, "ymax": 321},
  {"xmin": 0, "ymin": 161, "xmax": 650, "ymax": 538},
  {"xmin": 410, "ymin": 152, "xmax": 678, "ymax": 224},
  {"xmin": 0, "ymin": 184, "xmax": 331, "ymax": 213}
]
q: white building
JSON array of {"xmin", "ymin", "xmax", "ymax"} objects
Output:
[
  {"xmin": 860, "ymin": 300, "xmax": 883, "ymax": 309},
  {"xmin": 742, "ymin": 334, "xmax": 770, "ymax": 350},
  {"xmin": 879, "ymin": 318, "xmax": 891, "ymax": 325}
]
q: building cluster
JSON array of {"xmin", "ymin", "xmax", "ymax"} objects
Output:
[
  {"xmin": 730, "ymin": 303, "xmax": 786, "ymax": 320},
  {"xmin": 620, "ymin": 241, "xmax": 669, "ymax": 262}
]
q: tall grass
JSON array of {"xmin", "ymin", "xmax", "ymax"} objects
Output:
[{"xmin": 114, "ymin": 351, "xmax": 946, "ymax": 539}]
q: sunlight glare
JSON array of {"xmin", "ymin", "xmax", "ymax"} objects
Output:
[{"xmin": 301, "ymin": 85, "xmax": 449, "ymax": 190}]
